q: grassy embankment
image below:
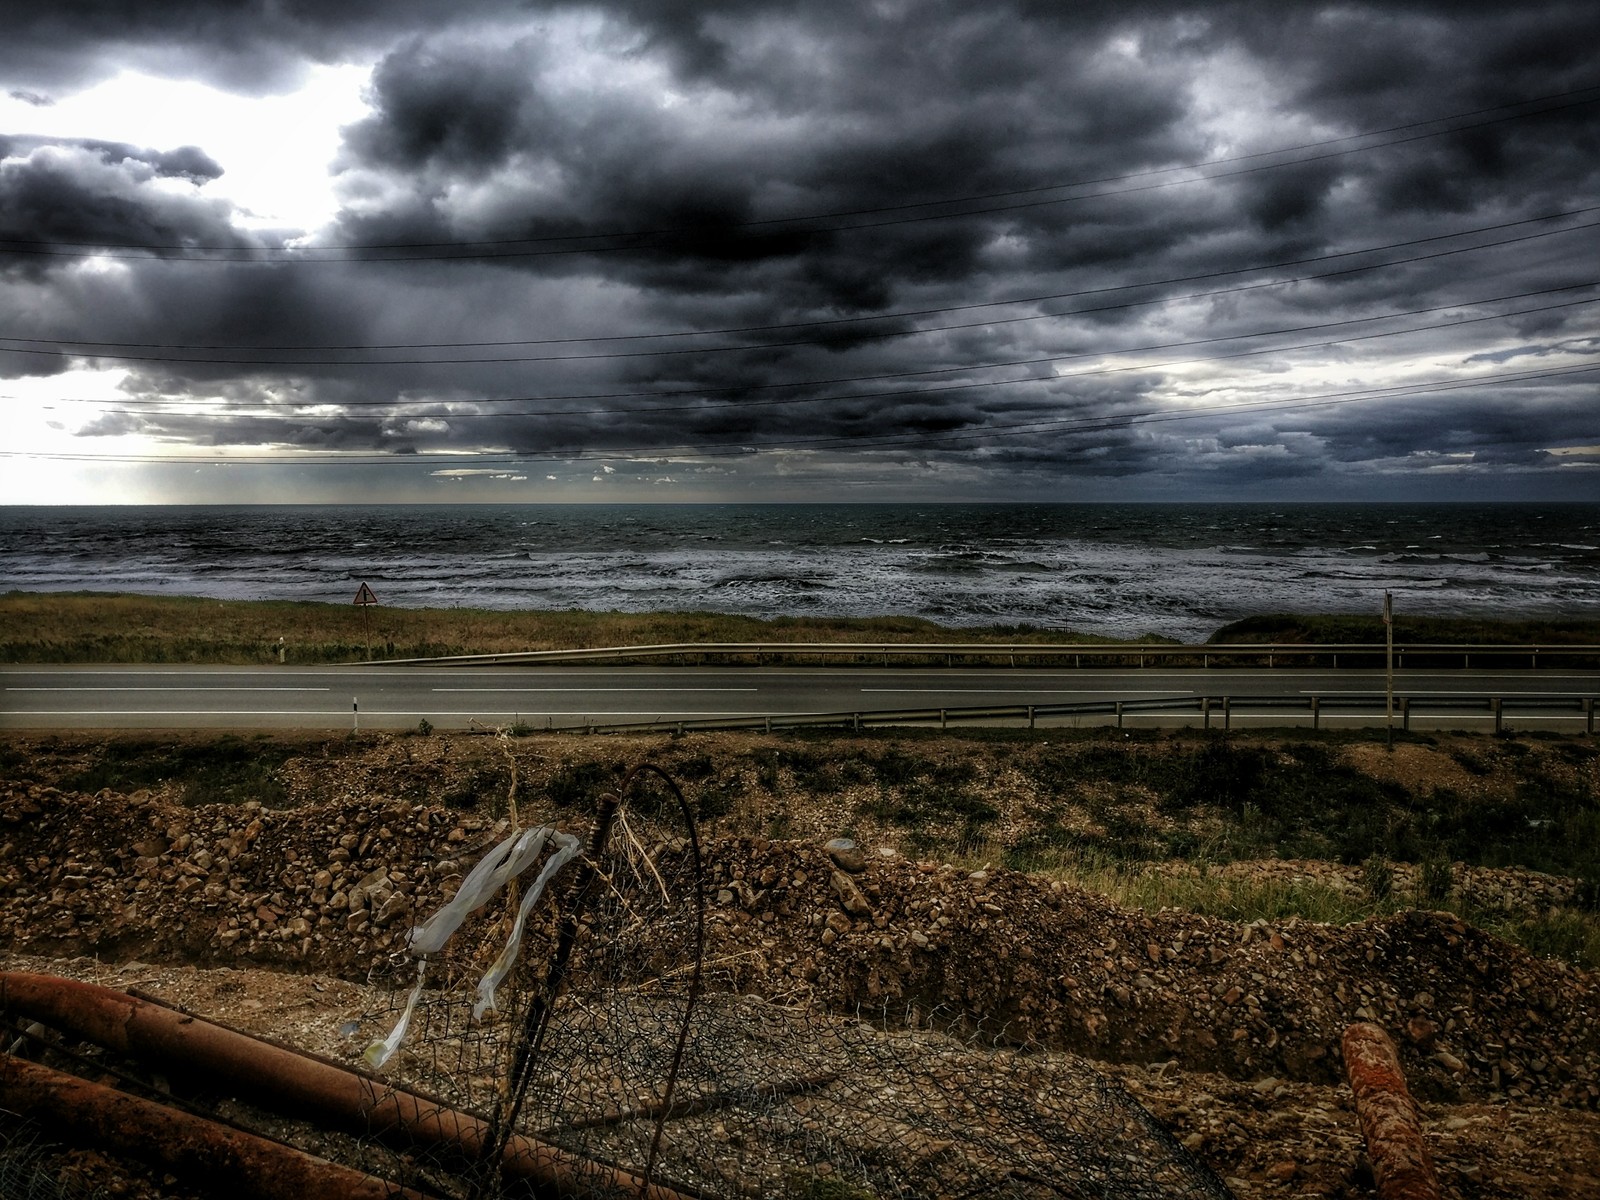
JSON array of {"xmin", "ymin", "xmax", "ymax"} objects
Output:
[
  {"xmin": 5, "ymin": 591, "xmax": 1600, "ymax": 664},
  {"xmin": 0, "ymin": 592, "xmax": 1112, "ymax": 664},
  {"xmin": 746, "ymin": 729, "xmax": 1600, "ymax": 969}
]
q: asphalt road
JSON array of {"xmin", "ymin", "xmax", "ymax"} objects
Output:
[{"xmin": 2, "ymin": 663, "xmax": 1597, "ymax": 731}]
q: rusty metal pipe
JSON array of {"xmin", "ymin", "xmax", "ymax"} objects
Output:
[
  {"xmin": 0, "ymin": 971, "xmax": 698, "ymax": 1200},
  {"xmin": 0, "ymin": 1052, "xmax": 426, "ymax": 1200},
  {"xmin": 1341, "ymin": 1022, "xmax": 1442, "ymax": 1200}
]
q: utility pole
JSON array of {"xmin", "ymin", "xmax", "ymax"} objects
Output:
[{"xmin": 1384, "ymin": 590, "xmax": 1394, "ymax": 750}]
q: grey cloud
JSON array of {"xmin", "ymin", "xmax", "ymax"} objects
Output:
[
  {"xmin": 2, "ymin": 0, "xmax": 1596, "ymax": 500},
  {"xmin": 0, "ymin": 140, "xmax": 250, "ymax": 293},
  {"xmin": 0, "ymin": 0, "xmax": 535, "ymax": 93}
]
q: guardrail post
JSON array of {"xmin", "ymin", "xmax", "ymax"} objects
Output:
[
  {"xmin": 1587, "ymin": 698, "xmax": 1594, "ymax": 736},
  {"xmin": 1223, "ymin": 697, "xmax": 1231, "ymax": 731},
  {"xmin": 1027, "ymin": 705, "xmax": 1036, "ymax": 730},
  {"xmin": 1203, "ymin": 652, "xmax": 1209, "ymax": 668},
  {"xmin": 764, "ymin": 716, "xmax": 772, "ymax": 734},
  {"xmin": 853, "ymin": 713, "xmax": 861, "ymax": 732},
  {"xmin": 1202, "ymin": 697, "xmax": 1211, "ymax": 730},
  {"xmin": 1115, "ymin": 701, "xmax": 1124, "ymax": 729},
  {"xmin": 1492, "ymin": 698, "xmax": 1502, "ymax": 735},
  {"xmin": 940, "ymin": 708, "xmax": 947, "ymax": 730},
  {"xmin": 1311, "ymin": 696, "xmax": 1321, "ymax": 731},
  {"xmin": 1402, "ymin": 697, "xmax": 1411, "ymax": 733}
]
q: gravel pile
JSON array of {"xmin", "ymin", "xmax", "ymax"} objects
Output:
[{"xmin": 3, "ymin": 782, "xmax": 1596, "ymax": 1113}]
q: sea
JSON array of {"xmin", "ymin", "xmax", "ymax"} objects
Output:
[{"xmin": 2, "ymin": 503, "xmax": 1598, "ymax": 643}]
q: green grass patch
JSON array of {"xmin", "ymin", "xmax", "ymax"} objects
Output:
[{"xmin": 60, "ymin": 736, "xmax": 292, "ymax": 808}]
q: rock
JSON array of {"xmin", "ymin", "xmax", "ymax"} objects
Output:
[
  {"xmin": 824, "ymin": 837, "xmax": 867, "ymax": 873},
  {"xmin": 374, "ymin": 891, "xmax": 410, "ymax": 927},
  {"xmin": 830, "ymin": 869, "xmax": 873, "ymax": 918},
  {"xmin": 1432, "ymin": 1051, "xmax": 1466, "ymax": 1074},
  {"xmin": 1406, "ymin": 1016, "xmax": 1441, "ymax": 1048}
]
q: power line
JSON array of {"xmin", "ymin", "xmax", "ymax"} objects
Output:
[
  {"xmin": 3, "ymin": 90, "xmax": 1596, "ymax": 263},
  {"xmin": 35, "ymin": 290, "xmax": 1597, "ymax": 423},
  {"xmin": 3, "ymin": 214, "xmax": 1594, "ymax": 368},
  {"xmin": 4, "ymin": 208, "xmax": 1595, "ymax": 355},
  {"xmin": 8, "ymin": 363, "xmax": 1593, "ymax": 465}
]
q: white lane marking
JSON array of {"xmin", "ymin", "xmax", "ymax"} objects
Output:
[
  {"xmin": 5, "ymin": 710, "xmax": 761, "ymax": 717},
  {"xmin": 6, "ymin": 687, "xmax": 331, "ymax": 693},
  {"xmin": 431, "ymin": 687, "xmax": 759, "ymax": 694},
  {"xmin": 859, "ymin": 688, "xmax": 1192, "ymax": 696}
]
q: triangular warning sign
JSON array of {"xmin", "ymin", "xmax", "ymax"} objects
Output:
[{"xmin": 353, "ymin": 582, "xmax": 378, "ymax": 606}]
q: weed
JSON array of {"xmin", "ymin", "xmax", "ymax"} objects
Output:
[
  {"xmin": 870, "ymin": 749, "xmax": 923, "ymax": 787},
  {"xmin": 1416, "ymin": 855, "xmax": 1455, "ymax": 905},
  {"xmin": 1575, "ymin": 874, "xmax": 1600, "ymax": 914},
  {"xmin": 1362, "ymin": 855, "xmax": 1395, "ymax": 903},
  {"xmin": 61, "ymin": 738, "xmax": 291, "ymax": 808},
  {"xmin": 672, "ymin": 753, "xmax": 716, "ymax": 780},
  {"xmin": 543, "ymin": 761, "xmax": 615, "ymax": 808},
  {"xmin": 436, "ymin": 765, "xmax": 511, "ymax": 810}
]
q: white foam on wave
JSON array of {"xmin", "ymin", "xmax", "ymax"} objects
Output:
[{"xmin": 5, "ymin": 505, "xmax": 1600, "ymax": 640}]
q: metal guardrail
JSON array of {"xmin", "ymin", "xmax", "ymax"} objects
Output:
[
  {"xmin": 381, "ymin": 641, "xmax": 1600, "ymax": 669},
  {"xmin": 568, "ymin": 692, "xmax": 1600, "ymax": 735}
]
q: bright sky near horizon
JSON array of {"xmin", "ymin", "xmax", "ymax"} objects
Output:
[{"xmin": 2, "ymin": 2, "xmax": 1597, "ymax": 505}]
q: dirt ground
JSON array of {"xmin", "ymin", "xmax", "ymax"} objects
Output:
[{"xmin": 2, "ymin": 729, "xmax": 1598, "ymax": 1199}]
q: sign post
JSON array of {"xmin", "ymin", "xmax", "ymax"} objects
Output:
[
  {"xmin": 1383, "ymin": 590, "xmax": 1394, "ymax": 750},
  {"xmin": 353, "ymin": 582, "xmax": 378, "ymax": 660}
]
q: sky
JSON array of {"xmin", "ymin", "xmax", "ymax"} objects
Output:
[{"xmin": 1, "ymin": 0, "xmax": 1597, "ymax": 505}]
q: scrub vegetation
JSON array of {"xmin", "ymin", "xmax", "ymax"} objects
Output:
[
  {"xmin": 0, "ymin": 592, "xmax": 1108, "ymax": 664},
  {"xmin": 5, "ymin": 592, "xmax": 1599, "ymax": 665},
  {"xmin": 11, "ymin": 725, "xmax": 1598, "ymax": 969}
]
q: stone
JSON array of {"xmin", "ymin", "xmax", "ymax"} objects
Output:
[
  {"xmin": 375, "ymin": 891, "xmax": 410, "ymax": 927},
  {"xmin": 1406, "ymin": 1016, "xmax": 1441, "ymax": 1048},
  {"xmin": 830, "ymin": 869, "xmax": 873, "ymax": 918},
  {"xmin": 824, "ymin": 837, "xmax": 867, "ymax": 873}
]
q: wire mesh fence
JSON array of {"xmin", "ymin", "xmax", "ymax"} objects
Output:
[{"xmin": 353, "ymin": 764, "xmax": 1237, "ymax": 1200}]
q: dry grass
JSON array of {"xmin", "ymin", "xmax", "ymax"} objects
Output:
[{"xmin": 0, "ymin": 591, "xmax": 1105, "ymax": 665}]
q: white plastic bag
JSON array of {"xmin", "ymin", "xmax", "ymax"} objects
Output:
[{"xmin": 365, "ymin": 823, "xmax": 580, "ymax": 1068}]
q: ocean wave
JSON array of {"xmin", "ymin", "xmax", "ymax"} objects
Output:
[{"xmin": 5, "ymin": 502, "xmax": 1599, "ymax": 640}]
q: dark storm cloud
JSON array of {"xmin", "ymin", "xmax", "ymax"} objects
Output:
[
  {"xmin": 0, "ymin": 137, "xmax": 251, "ymax": 298},
  {"xmin": 4, "ymin": 0, "xmax": 1598, "ymax": 498},
  {"xmin": 0, "ymin": 0, "xmax": 535, "ymax": 93}
]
